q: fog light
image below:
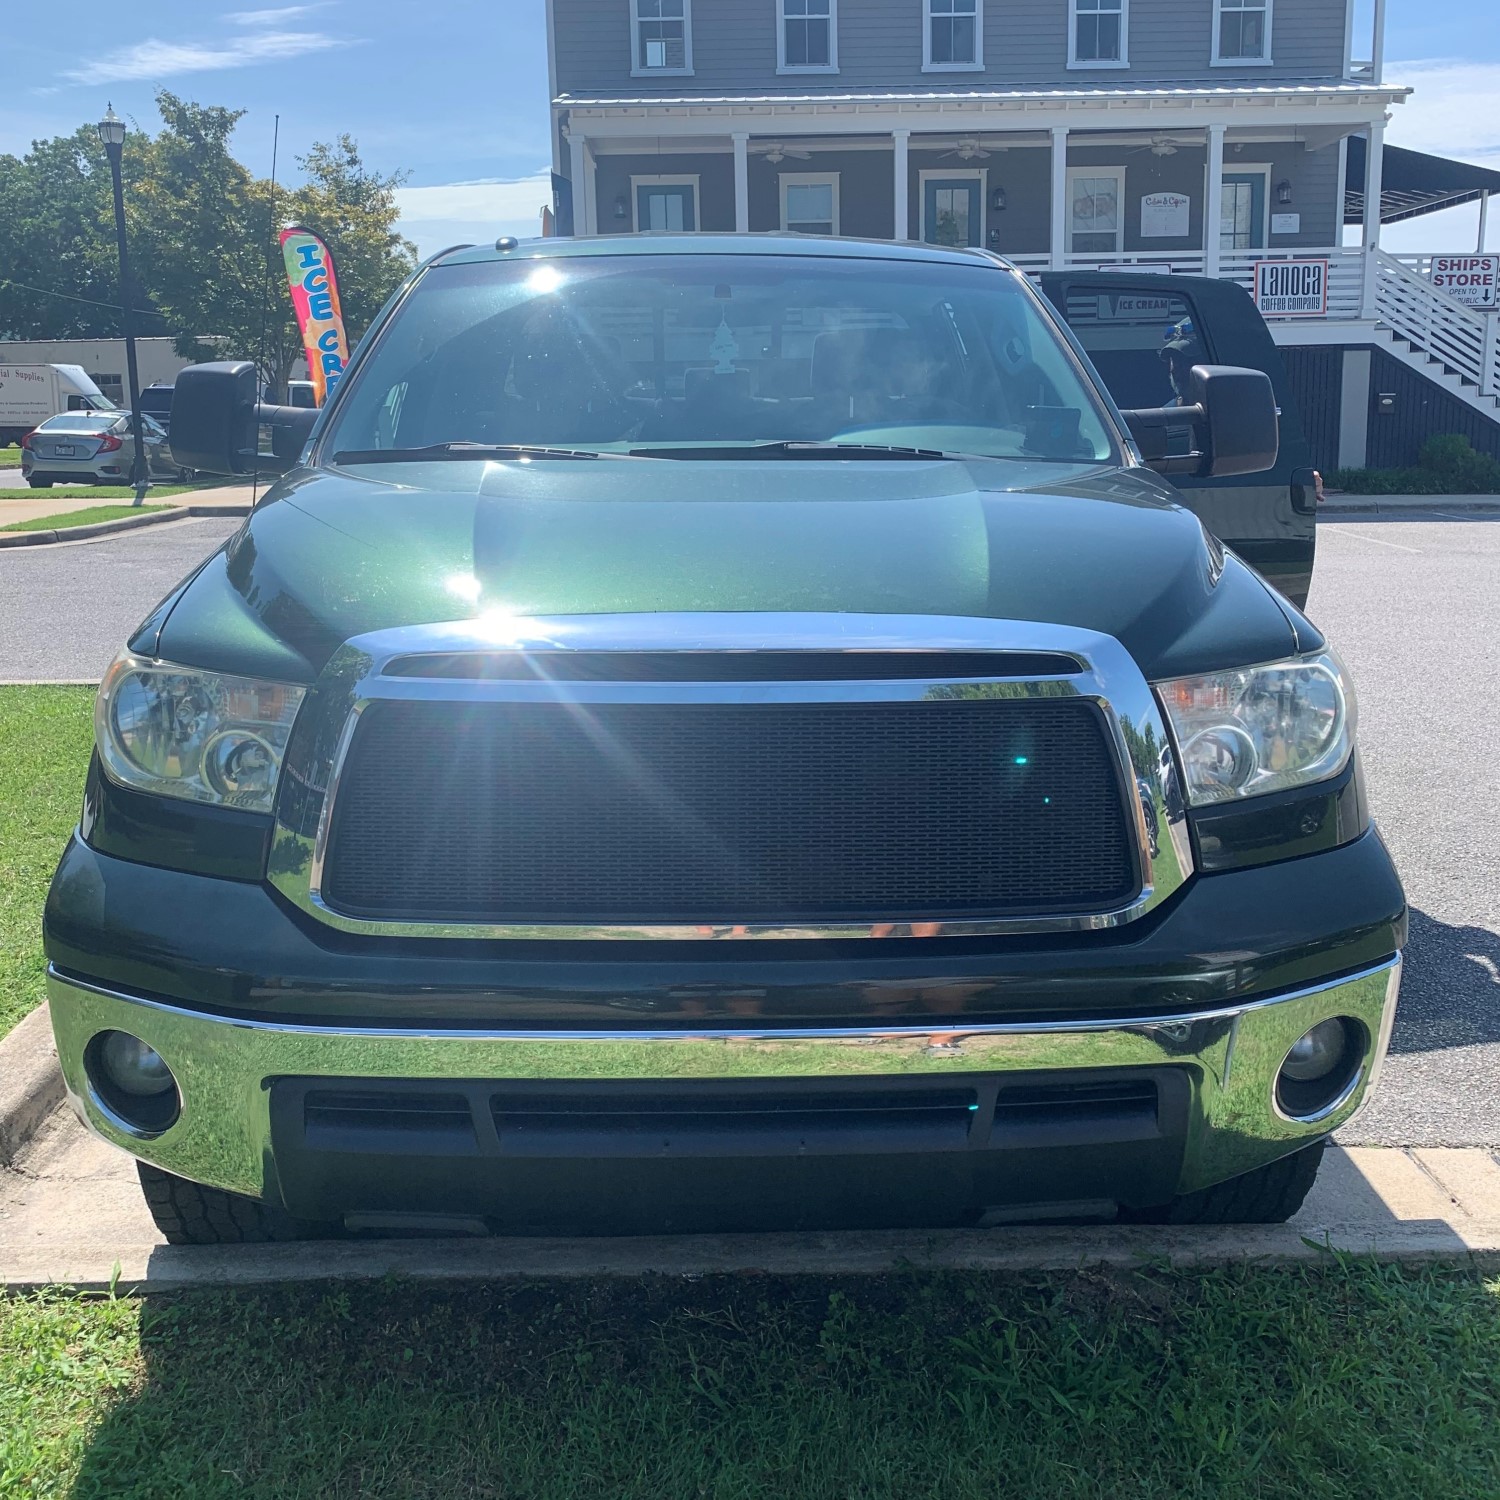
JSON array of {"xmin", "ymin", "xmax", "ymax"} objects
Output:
[
  {"xmin": 86, "ymin": 1031, "xmax": 181, "ymax": 1136},
  {"xmin": 1275, "ymin": 1016, "xmax": 1365, "ymax": 1121},
  {"xmin": 1281, "ymin": 1018, "xmax": 1347, "ymax": 1082},
  {"xmin": 100, "ymin": 1031, "xmax": 174, "ymax": 1095}
]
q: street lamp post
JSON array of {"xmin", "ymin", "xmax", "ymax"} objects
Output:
[{"xmin": 97, "ymin": 105, "xmax": 148, "ymax": 501}]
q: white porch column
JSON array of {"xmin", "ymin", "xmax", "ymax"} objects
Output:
[
  {"xmin": 1049, "ymin": 127, "xmax": 1068, "ymax": 270},
  {"xmin": 1371, "ymin": 0, "xmax": 1387, "ymax": 85},
  {"xmin": 893, "ymin": 128, "xmax": 911, "ymax": 241},
  {"xmin": 1361, "ymin": 120, "xmax": 1385, "ymax": 317},
  {"xmin": 1478, "ymin": 190, "xmax": 1491, "ymax": 254},
  {"xmin": 567, "ymin": 131, "xmax": 588, "ymax": 236},
  {"xmin": 732, "ymin": 133, "xmax": 750, "ymax": 233},
  {"xmin": 1203, "ymin": 123, "xmax": 1226, "ymax": 280},
  {"xmin": 582, "ymin": 141, "xmax": 599, "ymax": 237}
]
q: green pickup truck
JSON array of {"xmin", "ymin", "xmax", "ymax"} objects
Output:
[{"xmin": 44, "ymin": 235, "xmax": 1402, "ymax": 1242}]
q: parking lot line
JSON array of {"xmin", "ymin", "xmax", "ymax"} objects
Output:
[{"xmin": 1319, "ymin": 527, "xmax": 1422, "ymax": 553}]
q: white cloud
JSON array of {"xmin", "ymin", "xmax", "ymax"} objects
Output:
[
  {"xmin": 395, "ymin": 174, "xmax": 554, "ymax": 222},
  {"xmin": 228, "ymin": 4, "xmax": 331, "ymax": 25},
  {"xmin": 1386, "ymin": 59, "xmax": 1500, "ymax": 166},
  {"xmin": 1357, "ymin": 59, "xmax": 1500, "ymax": 250},
  {"xmin": 62, "ymin": 30, "xmax": 342, "ymax": 85},
  {"xmin": 395, "ymin": 172, "xmax": 554, "ymax": 256}
]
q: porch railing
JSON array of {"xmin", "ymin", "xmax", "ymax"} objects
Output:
[
  {"xmin": 1005, "ymin": 247, "xmax": 1500, "ymax": 395},
  {"xmin": 1006, "ymin": 246, "xmax": 1362, "ymax": 319}
]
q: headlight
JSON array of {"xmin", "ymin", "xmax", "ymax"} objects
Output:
[
  {"xmin": 1155, "ymin": 651, "xmax": 1354, "ymax": 807},
  {"xmin": 96, "ymin": 653, "xmax": 306, "ymax": 814}
]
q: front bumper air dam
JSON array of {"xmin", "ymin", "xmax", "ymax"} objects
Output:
[{"xmin": 48, "ymin": 957, "xmax": 1400, "ymax": 1215}]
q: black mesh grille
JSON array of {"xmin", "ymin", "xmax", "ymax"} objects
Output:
[{"xmin": 320, "ymin": 698, "xmax": 1137, "ymax": 924}]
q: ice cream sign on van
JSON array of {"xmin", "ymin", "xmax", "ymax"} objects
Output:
[{"xmin": 1430, "ymin": 255, "xmax": 1499, "ymax": 309}]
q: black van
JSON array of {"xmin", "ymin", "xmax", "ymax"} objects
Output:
[{"xmin": 1040, "ymin": 272, "xmax": 1318, "ymax": 607}]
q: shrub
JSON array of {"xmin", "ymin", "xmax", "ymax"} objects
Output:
[{"xmin": 1332, "ymin": 433, "xmax": 1500, "ymax": 495}]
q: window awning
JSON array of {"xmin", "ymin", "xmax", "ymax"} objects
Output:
[{"xmin": 1345, "ymin": 136, "xmax": 1500, "ymax": 225}]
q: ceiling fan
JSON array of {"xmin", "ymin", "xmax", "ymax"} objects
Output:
[
  {"xmin": 752, "ymin": 142, "xmax": 813, "ymax": 164},
  {"xmin": 1129, "ymin": 136, "xmax": 1190, "ymax": 157},
  {"xmin": 941, "ymin": 138, "xmax": 994, "ymax": 160}
]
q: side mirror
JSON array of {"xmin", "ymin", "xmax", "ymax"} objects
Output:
[
  {"xmin": 169, "ymin": 361, "xmax": 320, "ymax": 477},
  {"xmin": 1121, "ymin": 365, "xmax": 1279, "ymax": 479}
]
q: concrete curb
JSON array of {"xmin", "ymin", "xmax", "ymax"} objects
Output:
[
  {"xmin": 1321, "ymin": 495, "xmax": 1500, "ymax": 516},
  {"xmin": 0, "ymin": 1004, "xmax": 62, "ymax": 1169},
  {"xmin": 0, "ymin": 503, "xmax": 251, "ymax": 548},
  {"xmin": 7, "ymin": 1219, "xmax": 1500, "ymax": 1294}
]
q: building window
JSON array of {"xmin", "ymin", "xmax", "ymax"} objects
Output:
[
  {"xmin": 1213, "ymin": 0, "xmax": 1271, "ymax": 63},
  {"xmin": 779, "ymin": 0, "xmax": 836, "ymax": 72},
  {"xmin": 632, "ymin": 176, "xmax": 699, "ymax": 232},
  {"xmin": 631, "ymin": 0, "xmax": 692, "ymax": 75},
  {"xmin": 925, "ymin": 0, "xmax": 982, "ymax": 70},
  {"xmin": 1070, "ymin": 0, "xmax": 1127, "ymax": 67},
  {"xmin": 780, "ymin": 174, "xmax": 840, "ymax": 234},
  {"xmin": 1067, "ymin": 168, "xmax": 1125, "ymax": 254}
]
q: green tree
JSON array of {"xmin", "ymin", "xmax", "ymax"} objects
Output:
[
  {"xmin": 0, "ymin": 125, "xmax": 162, "ymax": 339},
  {"xmin": 0, "ymin": 93, "xmax": 417, "ymax": 396}
]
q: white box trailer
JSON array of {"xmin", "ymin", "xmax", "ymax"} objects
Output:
[{"xmin": 0, "ymin": 364, "xmax": 114, "ymax": 445}]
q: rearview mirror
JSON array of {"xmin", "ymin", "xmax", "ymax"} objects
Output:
[
  {"xmin": 169, "ymin": 361, "xmax": 319, "ymax": 477},
  {"xmin": 1121, "ymin": 365, "xmax": 1279, "ymax": 479}
]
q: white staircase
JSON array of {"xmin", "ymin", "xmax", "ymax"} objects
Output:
[{"xmin": 1367, "ymin": 251, "xmax": 1500, "ymax": 422}]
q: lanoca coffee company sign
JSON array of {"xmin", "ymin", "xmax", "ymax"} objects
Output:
[
  {"xmin": 1430, "ymin": 255, "xmax": 1499, "ymax": 309},
  {"xmin": 1254, "ymin": 259, "xmax": 1329, "ymax": 317}
]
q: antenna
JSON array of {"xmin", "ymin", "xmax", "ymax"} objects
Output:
[{"xmin": 252, "ymin": 112, "xmax": 281, "ymax": 510}]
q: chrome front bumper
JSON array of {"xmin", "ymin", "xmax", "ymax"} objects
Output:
[{"xmin": 47, "ymin": 957, "xmax": 1401, "ymax": 1208}]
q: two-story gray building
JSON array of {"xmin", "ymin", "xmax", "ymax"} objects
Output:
[{"xmin": 546, "ymin": 0, "xmax": 1500, "ymax": 471}]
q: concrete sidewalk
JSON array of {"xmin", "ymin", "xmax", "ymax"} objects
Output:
[
  {"xmin": 4, "ymin": 1101, "xmax": 1500, "ymax": 1291},
  {"xmin": 0, "ymin": 483, "xmax": 257, "ymax": 529}
]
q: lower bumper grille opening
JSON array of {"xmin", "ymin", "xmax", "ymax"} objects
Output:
[
  {"xmin": 492, "ymin": 1086, "xmax": 981, "ymax": 1158},
  {"xmin": 303, "ymin": 1089, "xmax": 477, "ymax": 1156},
  {"xmin": 991, "ymin": 1079, "xmax": 1160, "ymax": 1147},
  {"xmin": 269, "ymin": 1070, "xmax": 1188, "ymax": 1233}
]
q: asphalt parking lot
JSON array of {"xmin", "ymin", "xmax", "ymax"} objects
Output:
[
  {"xmin": 0, "ymin": 515, "xmax": 242, "ymax": 682},
  {"xmin": 1, "ymin": 512, "xmax": 1496, "ymax": 1148}
]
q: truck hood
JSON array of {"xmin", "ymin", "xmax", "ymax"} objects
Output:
[{"xmin": 147, "ymin": 457, "xmax": 1303, "ymax": 683}]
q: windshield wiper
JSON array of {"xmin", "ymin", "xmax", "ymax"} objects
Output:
[
  {"xmin": 627, "ymin": 440, "xmax": 973, "ymax": 461},
  {"xmin": 332, "ymin": 443, "xmax": 644, "ymax": 465}
]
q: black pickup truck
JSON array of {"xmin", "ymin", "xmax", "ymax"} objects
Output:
[
  {"xmin": 44, "ymin": 235, "xmax": 1402, "ymax": 1242},
  {"xmin": 1039, "ymin": 269, "xmax": 1320, "ymax": 607}
]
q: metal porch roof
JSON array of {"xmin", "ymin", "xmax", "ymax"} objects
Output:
[{"xmin": 1345, "ymin": 136, "xmax": 1500, "ymax": 224}]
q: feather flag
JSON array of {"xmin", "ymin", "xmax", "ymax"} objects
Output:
[{"xmin": 280, "ymin": 226, "xmax": 350, "ymax": 406}]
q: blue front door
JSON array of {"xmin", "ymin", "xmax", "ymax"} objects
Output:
[
  {"xmin": 1221, "ymin": 174, "xmax": 1267, "ymax": 251},
  {"xmin": 636, "ymin": 183, "xmax": 697, "ymax": 232},
  {"xmin": 923, "ymin": 179, "xmax": 982, "ymax": 247}
]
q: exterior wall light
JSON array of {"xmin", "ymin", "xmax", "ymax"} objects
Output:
[
  {"xmin": 614, "ymin": 194, "xmax": 630, "ymax": 220},
  {"xmin": 991, "ymin": 186, "xmax": 1008, "ymax": 211},
  {"xmin": 1276, "ymin": 180, "xmax": 1293, "ymax": 205}
]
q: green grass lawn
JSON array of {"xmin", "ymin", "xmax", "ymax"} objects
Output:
[
  {"xmin": 0, "ymin": 486, "xmax": 198, "ymax": 504},
  {"xmin": 1, "ymin": 504, "xmax": 176, "ymax": 533},
  {"xmin": 3, "ymin": 1261, "xmax": 1499, "ymax": 1498},
  {"xmin": 2, "ymin": 504, "xmax": 175, "ymax": 534},
  {"xmin": 0, "ymin": 686, "xmax": 95, "ymax": 1037}
]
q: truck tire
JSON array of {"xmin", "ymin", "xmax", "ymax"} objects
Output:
[
  {"xmin": 136, "ymin": 1162, "xmax": 327, "ymax": 1245},
  {"xmin": 1123, "ymin": 1142, "xmax": 1325, "ymax": 1225}
]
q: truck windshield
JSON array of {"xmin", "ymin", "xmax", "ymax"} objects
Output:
[{"xmin": 324, "ymin": 253, "xmax": 1117, "ymax": 465}]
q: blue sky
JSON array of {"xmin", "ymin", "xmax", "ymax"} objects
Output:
[{"xmin": 4, "ymin": 0, "xmax": 1498, "ymax": 255}]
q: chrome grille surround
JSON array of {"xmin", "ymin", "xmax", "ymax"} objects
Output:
[{"xmin": 267, "ymin": 613, "xmax": 1194, "ymax": 940}]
